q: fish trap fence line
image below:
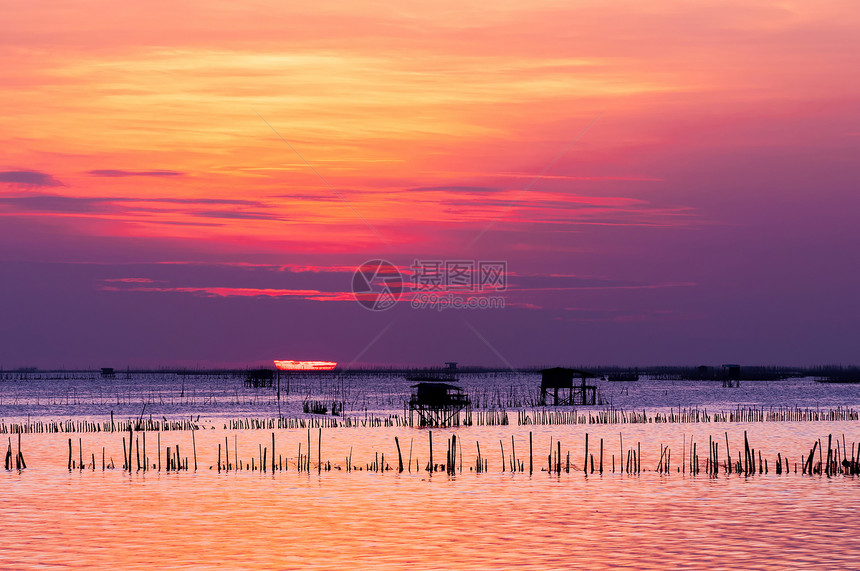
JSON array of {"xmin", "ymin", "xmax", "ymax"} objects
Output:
[
  {"xmin": 463, "ymin": 409, "xmax": 510, "ymax": 426},
  {"xmin": 227, "ymin": 410, "xmax": 510, "ymax": 430},
  {"xmin": 2, "ymin": 409, "xmax": 512, "ymax": 435},
  {"xmin": 518, "ymin": 406, "xmax": 860, "ymax": 426},
  {"xmin": 0, "ymin": 417, "xmax": 203, "ymax": 435},
  {"xmin": 225, "ymin": 415, "xmax": 412, "ymax": 430},
  {"xmin": 3, "ymin": 406, "xmax": 857, "ymax": 436},
  {"xmin": 0, "ymin": 413, "xmax": 424, "ymax": 434}
]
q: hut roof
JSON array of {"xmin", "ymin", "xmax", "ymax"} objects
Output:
[{"xmin": 410, "ymin": 382, "xmax": 461, "ymax": 391}]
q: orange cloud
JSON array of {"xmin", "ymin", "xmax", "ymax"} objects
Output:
[{"xmin": 1, "ymin": 0, "xmax": 857, "ymax": 257}]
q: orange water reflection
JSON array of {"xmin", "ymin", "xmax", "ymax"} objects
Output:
[{"xmin": 2, "ymin": 424, "xmax": 859, "ymax": 569}]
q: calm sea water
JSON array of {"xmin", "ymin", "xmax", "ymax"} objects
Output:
[{"xmin": 1, "ymin": 372, "xmax": 858, "ymax": 569}]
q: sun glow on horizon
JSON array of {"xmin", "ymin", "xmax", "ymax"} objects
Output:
[{"xmin": 274, "ymin": 360, "xmax": 337, "ymax": 371}]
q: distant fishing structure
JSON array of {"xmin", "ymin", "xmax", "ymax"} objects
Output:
[
  {"xmin": 539, "ymin": 367, "xmax": 601, "ymax": 406},
  {"xmin": 245, "ymin": 368, "xmax": 274, "ymax": 388},
  {"xmin": 405, "ymin": 362, "xmax": 472, "ymax": 427}
]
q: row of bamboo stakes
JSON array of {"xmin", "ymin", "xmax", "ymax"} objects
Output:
[
  {"xmin": 21, "ymin": 429, "xmax": 856, "ymax": 479},
  {"xmin": 65, "ymin": 428, "xmax": 198, "ymax": 471},
  {"xmin": 518, "ymin": 406, "xmax": 860, "ymax": 425},
  {"xmin": 0, "ymin": 413, "xmax": 402, "ymax": 434},
  {"xmin": 2, "ymin": 405, "xmax": 858, "ymax": 435}
]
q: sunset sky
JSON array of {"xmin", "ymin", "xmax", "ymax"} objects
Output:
[{"xmin": 1, "ymin": 0, "xmax": 858, "ymax": 368}]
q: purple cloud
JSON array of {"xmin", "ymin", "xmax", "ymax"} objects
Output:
[
  {"xmin": 0, "ymin": 170, "xmax": 63, "ymax": 187},
  {"xmin": 0, "ymin": 194, "xmax": 268, "ymax": 215},
  {"xmin": 142, "ymin": 198, "xmax": 261, "ymax": 206},
  {"xmin": 0, "ymin": 195, "xmax": 102, "ymax": 213}
]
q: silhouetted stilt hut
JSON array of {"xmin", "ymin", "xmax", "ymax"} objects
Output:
[
  {"xmin": 245, "ymin": 368, "xmax": 274, "ymax": 388},
  {"xmin": 722, "ymin": 364, "xmax": 741, "ymax": 388},
  {"xmin": 539, "ymin": 367, "xmax": 598, "ymax": 405},
  {"xmin": 407, "ymin": 379, "xmax": 471, "ymax": 427}
]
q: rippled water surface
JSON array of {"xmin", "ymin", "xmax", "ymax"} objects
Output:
[{"xmin": 1, "ymin": 372, "xmax": 858, "ymax": 569}]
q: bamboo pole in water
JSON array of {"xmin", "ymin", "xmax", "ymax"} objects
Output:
[
  {"xmin": 584, "ymin": 433, "xmax": 588, "ymax": 474},
  {"xmin": 548, "ymin": 444, "xmax": 553, "ymax": 475},
  {"xmin": 600, "ymin": 438, "xmax": 604, "ymax": 474},
  {"xmin": 127, "ymin": 429, "xmax": 133, "ymax": 473},
  {"xmin": 407, "ymin": 438, "xmax": 413, "ymax": 473},
  {"xmin": 395, "ymin": 436, "xmax": 403, "ymax": 472},
  {"xmin": 557, "ymin": 440, "xmax": 561, "ymax": 474},
  {"xmin": 459, "ymin": 436, "xmax": 463, "ymax": 473},
  {"xmin": 528, "ymin": 432, "xmax": 533, "ymax": 475},
  {"xmin": 725, "ymin": 432, "xmax": 731, "ymax": 474},
  {"xmin": 682, "ymin": 434, "xmax": 685, "ymax": 474}
]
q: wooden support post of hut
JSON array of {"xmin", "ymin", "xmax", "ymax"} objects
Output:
[
  {"xmin": 539, "ymin": 367, "xmax": 598, "ymax": 406},
  {"xmin": 407, "ymin": 380, "xmax": 471, "ymax": 427}
]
